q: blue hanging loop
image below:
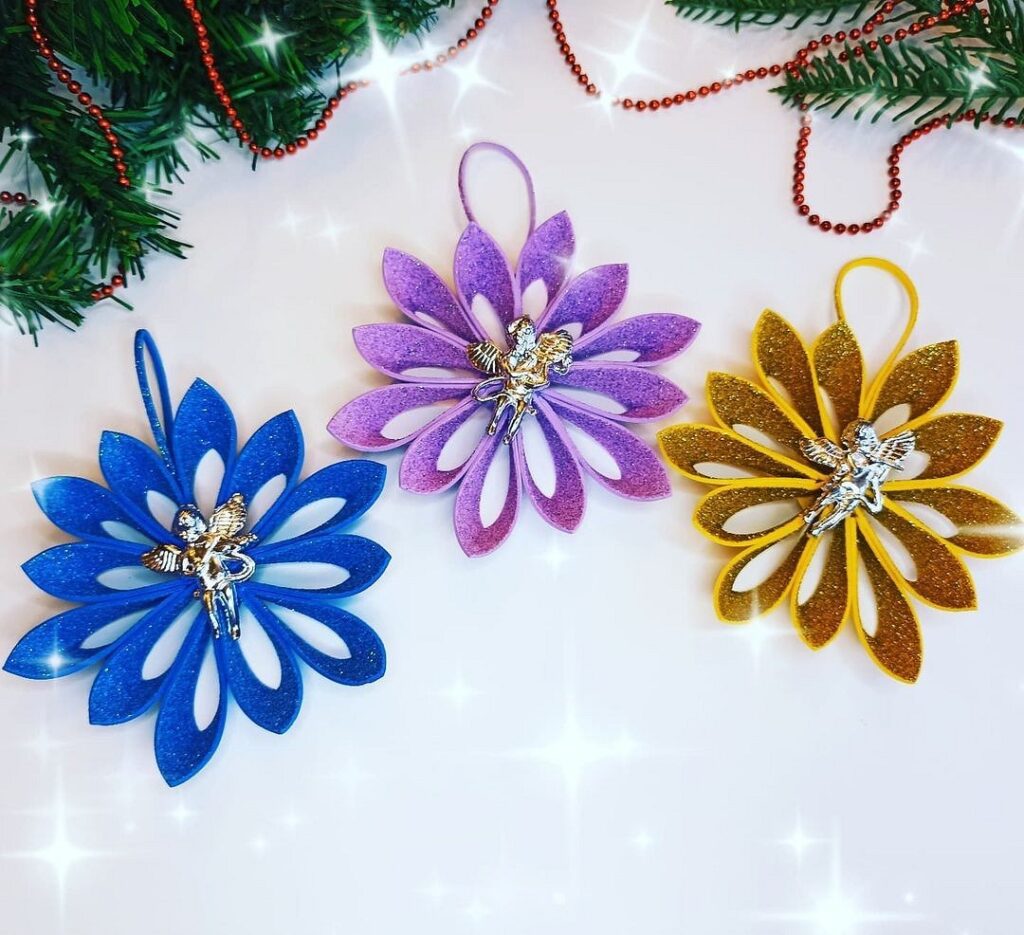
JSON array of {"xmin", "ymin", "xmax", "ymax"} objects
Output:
[{"xmin": 133, "ymin": 330, "xmax": 176, "ymax": 471}]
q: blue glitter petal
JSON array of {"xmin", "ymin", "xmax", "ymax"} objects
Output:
[
  {"xmin": 89, "ymin": 589, "xmax": 197, "ymax": 725},
  {"xmin": 172, "ymin": 379, "xmax": 238, "ymax": 504},
  {"xmin": 99, "ymin": 431, "xmax": 183, "ymax": 539},
  {"xmin": 3, "ymin": 589, "xmax": 176, "ymax": 679},
  {"xmin": 259, "ymin": 595, "xmax": 386, "ymax": 686},
  {"xmin": 21, "ymin": 541, "xmax": 175, "ymax": 603},
  {"xmin": 154, "ymin": 618, "xmax": 227, "ymax": 787},
  {"xmin": 223, "ymin": 599, "xmax": 303, "ymax": 734},
  {"xmin": 32, "ymin": 476, "xmax": 155, "ymax": 546},
  {"xmin": 249, "ymin": 534, "xmax": 391, "ymax": 599},
  {"xmin": 253, "ymin": 460, "xmax": 386, "ymax": 541},
  {"xmin": 223, "ymin": 411, "xmax": 303, "ymax": 518}
]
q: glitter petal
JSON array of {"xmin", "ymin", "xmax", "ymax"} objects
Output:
[
  {"xmin": 790, "ymin": 521, "xmax": 852, "ymax": 650},
  {"xmin": 694, "ymin": 478, "xmax": 816, "ymax": 546},
  {"xmin": 897, "ymin": 413, "xmax": 1002, "ymax": 480},
  {"xmin": 868, "ymin": 341, "xmax": 958, "ymax": 424},
  {"xmin": 852, "ymin": 529, "xmax": 922, "ymax": 684},
  {"xmin": 753, "ymin": 310, "xmax": 825, "ymax": 436},
  {"xmin": 865, "ymin": 505, "xmax": 977, "ymax": 610},
  {"xmin": 812, "ymin": 321, "xmax": 864, "ymax": 436},
  {"xmin": 707, "ymin": 371, "xmax": 817, "ymax": 454},
  {"xmin": 713, "ymin": 521, "xmax": 810, "ymax": 622},
  {"xmin": 658, "ymin": 424, "xmax": 816, "ymax": 485},
  {"xmin": 885, "ymin": 485, "xmax": 1024, "ymax": 556}
]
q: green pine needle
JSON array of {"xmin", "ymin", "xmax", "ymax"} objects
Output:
[{"xmin": 0, "ymin": 0, "xmax": 452, "ymax": 338}]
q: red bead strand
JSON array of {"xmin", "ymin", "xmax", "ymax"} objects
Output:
[
  {"xmin": 182, "ymin": 0, "xmax": 501, "ymax": 160},
  {"xmin": 15, "ymin": 0, "xmax": 501, "ymax": 304},
  {"xmin": 545, "ymin": 0, "xmax": 1017, "ymax": 235}
]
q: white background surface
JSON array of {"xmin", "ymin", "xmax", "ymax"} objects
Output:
[{"xmin": 2, "ymin": 2, "xmax": 1024, "ymax": 933}]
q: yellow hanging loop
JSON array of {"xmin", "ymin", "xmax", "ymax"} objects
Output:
[{"xmin": 833, "ymin": 257, "xmax": 919, "ymax": 415}]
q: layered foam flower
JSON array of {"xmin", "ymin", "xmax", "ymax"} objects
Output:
[
  {"xmin": 5, "ymin": 332, "xmax": 389, "ymax": 785},
  {"xmin": 658, "ymin": 259, "xmax": 1023, "ymax": 683},
  {"xmin": 329, "ymin": 203, "xmax": 699, "ymax": 557}
]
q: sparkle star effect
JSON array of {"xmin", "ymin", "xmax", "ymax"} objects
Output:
[
  {"xmin": 346, "ymin": 27, "xmax": 408, "ymax": 113},
  {"xmin": 512, "ymin": 705, "xmax": 639, "ymax": 802},
  {"xmin": 4, "ymin": 775, "xmax": 108, "ymax": 913},
  {"xmin": 585, "ymin": 3, "xmax": 669, "ymax": 94},
  {"xmin": 448, "ymin": 52, "xmax": 505, "ymax": 109},
  {"xmin": 758, "ymin": 834, "xmax": 922, "ymax": 934},
  {"xmin": 249, "ymin": 16, "xmax": 292, "ymax": 63},
  {"xmin": 439, "ymin": 672, "xmax": 481, "ymax": 710},
  {"xmin": 780, "ymin": 816, "xmax": 824, "ymax": 865}
]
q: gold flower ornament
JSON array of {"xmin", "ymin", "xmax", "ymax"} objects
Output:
[{"xmin": 659, "ymin": 258, "xmax": 1023, "ymax": 683}]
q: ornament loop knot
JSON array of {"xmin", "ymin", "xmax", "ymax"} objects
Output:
[
  {"xmin": 133, "ymin": 329, "xmax": 176, "ymax": 469},
  {"xmin": 458, "ymin": 142, "xmax": 538, "ymax": 236}
]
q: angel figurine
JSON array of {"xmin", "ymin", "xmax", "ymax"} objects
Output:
[
  {"xmin": 141, "ymin": 492, "xmax": 257, "ymax": 639},
  {"xmin": 799, "ymin": 420, "xmax": 916, "ymax": 536},
  {"xmin": 468, "ymin": 315, "xmax": 575, "ymax": 444}
]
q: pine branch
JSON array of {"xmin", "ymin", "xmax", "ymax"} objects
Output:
[
  {"xmin": 0, "ymin": 0, "xmax": 452, "ymax": 338},
  {"xmin": 774, "ymin": 1, "xmax": 1024, "ymax": 123},
  {"xmin": 666, "ymin": 0, "xmax": 872, "ymax": 30}
]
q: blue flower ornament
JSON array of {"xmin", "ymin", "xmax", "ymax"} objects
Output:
[{"xmin": 5, "ymin": 331, "xmax": 390, "ymax": 785}]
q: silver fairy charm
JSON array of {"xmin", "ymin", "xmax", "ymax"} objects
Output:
[
  {"xmin": 141, "ymin": 492, "xmax": 257, "ymax": 639},
  {"xmin": 468, "ymin": 315, "xmax": 574, "ymax": 444},
  {"xmin": 800, "ymin": 420, "xmax": 916, "ymax": 536}
]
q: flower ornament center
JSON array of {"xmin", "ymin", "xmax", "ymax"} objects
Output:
[
  {"xmin": 799, "ymin": 419, "xmax": 916, "ymax": 536},
  {"xmin": 468, "ymin": 314, "xmax": 575, "ymax": 444},
  {"xmin": 141, "ymin": 492, "xmax": 257, "ymax": 640}
]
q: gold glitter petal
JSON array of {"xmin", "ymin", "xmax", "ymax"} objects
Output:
[
  {"xmin": 852, "ymin": 530, "xmax": 922, "ymax": 684},
  {"xmin": 658, "ymin": 424, "xmax": 815, "ymax": 486},
  {"xmin": 707, "ymin": 372, "xmax": 815, "ymax": 454},
  {"xmin": 790, "ymin": 520, "xmax": 852, "ymax": 649},
  {"xmin": 868, "ymin": 341, "xmax": 958, "ymax": 424},
  {"xmin": 812, "ymin": 321, "xmax": 864, "ymax": 436},
  {"xmin": 886, "ymin": 486, "xmax": 1024, "ymax": 557},
  {"xmin": 902, "ymin": 413, "xmax": 1002, "ymax": 480},
  {"xmin": 753, "ymin": 310, "xmax": 825, "ymax": 436},
  {"xmin": 714, "ymin": 522, "xmax": 811, "ymax": 622},
  {"xmin": 868, "ymin": 505, "xmax": 977, "ymax": 610},
  {"xmin": 694, "ymin": 479, "xmax": 817, "ymax": 546}
]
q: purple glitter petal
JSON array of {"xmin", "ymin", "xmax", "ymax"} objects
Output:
[
  {"xmin": 382, "ymin": 247, "xmax": 484, "ymax": 343},
  {"xmin": 538, "ymin": 264, "xmax": 628, "ymax": 336},
  {"xmin": 328, "ymin": 384, "xmax": 472, "ymax": 451},
  {"xmin": 546, "ymin": 397, "xmax": 671, "ymax": 500},
  {"xmin": 549, "ymin": 364, "xmax": 687, "ymax": 422},
  {"xmin": 454, "ymin": 223, "xmax": 519, "ymax": 329},
  {"xmin": 575, "ymin": 314, "xmax": 701, "ymax": 366},
  {"xmin": 454, "ymin": 431, "xmax": 521, "ymax": 557},
  {"xmin": 400, "ymin": 398, "xmax": 485, "ymax": 494},
  {"xmin": 517, "ymin": 398, "xmax": 586, "ymax": 533},
  {"xmin": 517, "ymin": 211, "xmax": 574, "ymax": 309},
  {"xmin": 353, "ymin": 323, "xmax": 475, "ymax": 383}
]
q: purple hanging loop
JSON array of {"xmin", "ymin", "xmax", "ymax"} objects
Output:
[
  {"xmin": 133, "ymin": 329, "xmax": 176, "ymax": 472},
  {"xmin": 458, "ymin": 142, "xmax": 538, "ymax": 238}
]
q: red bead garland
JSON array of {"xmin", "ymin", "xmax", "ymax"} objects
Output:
[
  {"xmin": 182, "ymin": 0, "xmax": 500, "ymax": 160},
  {"xmin": 15, "ymin": 0, "xmax": 502, "ymax": 304},
  {"xmin": 546, "ymin": 0, "xmax": 1018, "ymax": 236}
]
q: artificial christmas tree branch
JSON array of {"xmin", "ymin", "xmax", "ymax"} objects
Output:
[{"xmin": 0, "ymin": 0, "xmax": 453, "ymax": 338}]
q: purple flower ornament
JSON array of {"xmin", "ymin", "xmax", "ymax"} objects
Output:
[{"xmin": 329, "ymin": 143, "xmax": 700, "ymax": 556}]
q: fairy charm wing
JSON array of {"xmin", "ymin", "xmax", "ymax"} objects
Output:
[
  {"xmin": 467, "ymin": 340, "xmax": 503, "ymax": 375},
  {"xmin": 800, "ymin": 436, "xmax": 845, "ymax": 470},
  {"xmin": 876, "ymin": 430, "xmax": 916, "ymax": 468},
  {"xmin": 141, "ymin": 542, "xmax": 186, "ymax": 574},
  {"xmin": 206, "ymin": 492, "xmax": 249, "ymax": 537}
]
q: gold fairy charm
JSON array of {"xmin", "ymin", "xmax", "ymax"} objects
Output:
[
  {"xmin": 800, "ymin": 421, "xmax": 916, "ymax": 535},
  {"xmin": 468, "ymin": 315, "xmax": 574, "ymax": 443},
  {"xmin": 658, "ymin": 257, "xmax": 1024, "ymax": 683},
  {"xmin": 141, "ymin": 492, "xmax": 257, "ymax": 640}
]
